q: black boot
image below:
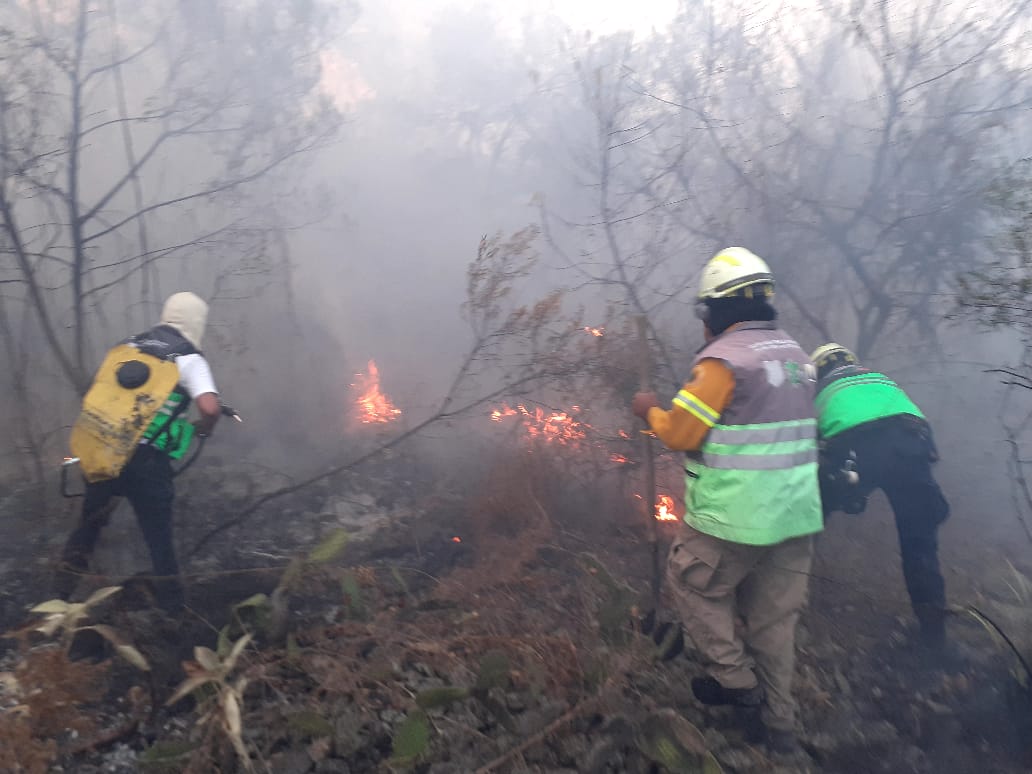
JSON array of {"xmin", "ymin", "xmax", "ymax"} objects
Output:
[
  {"xmin": 741, "ymin": 709, "xmax": 802, "ymax": 755},
  {"xmin": 692, "ymin": 676, "xmax": 764, "ymax": 707},
  {"xmin": 53, "ymin": 561, "xmax": 85, "ymax": 601}
]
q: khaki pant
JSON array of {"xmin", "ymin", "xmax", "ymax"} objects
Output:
[{"xmin": 666, "ymin": 523, "xmax": 814, "ymax": 731}]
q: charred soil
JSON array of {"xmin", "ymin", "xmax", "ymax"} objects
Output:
[{"xmin": 0, "ymin": 463, "xmax": 1029, "ymax": 774}]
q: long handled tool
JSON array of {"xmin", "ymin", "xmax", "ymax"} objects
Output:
[
  {"xmin": 635, "ymin": 317, "xmax": 684, "ymax": 660},
  {"xmin": 636, "ymin": 316, "xmax": 662, "ymax": 610}
]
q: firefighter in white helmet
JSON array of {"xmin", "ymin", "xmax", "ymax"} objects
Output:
[
  {"xmin": 811, "ymin": 343, "xmax": 950, "ymax": 648},
  {"xmin": 56, "ymin": 292, "xmax": 223, "ymax": 611},
  {"xmin": 632, "ymin": 247, "xmax": 822, "ymax": 756}
]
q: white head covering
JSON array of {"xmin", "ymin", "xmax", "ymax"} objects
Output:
[{"xmin": 160, "ymin": 292, "xmax": 209, "ymax": 350}]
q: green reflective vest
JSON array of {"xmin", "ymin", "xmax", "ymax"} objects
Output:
[
  {"xmin": 141, "ymin": 390, "xmax": 195, "ymax": 459},
  {"xmin": 814, "ymin": 371, "xmax": 924, "ymax": 440},
  {"xmin": 683, "ymin": 323, "xmax": 824, "ymax": 546}
]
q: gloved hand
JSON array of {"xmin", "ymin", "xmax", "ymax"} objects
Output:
[{"xmin": 632, "ymin": 391, "xmax": 659, "ymax": 421}]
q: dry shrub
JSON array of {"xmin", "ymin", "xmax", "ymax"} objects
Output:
[
  {"xmin": 18, "ymin": 647, "xmax": 107, "ymax": 737},
  {"xmin": 435, "ymin": 448, "xmax": 557, "ymax": 601},
  {"xmin": 0, "ymin": 646, "xmax": 108, "ymax": 772},
  {"xmin": 0, "ymin": 714, "xmax": 57, "ymax": 774}
]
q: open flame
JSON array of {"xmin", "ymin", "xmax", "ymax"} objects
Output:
[
  {"xmin": 352, "ymin": 360, "xmax": 402, "ymax": 424},
  {"xmin": 490, "ymin": 403, "xmax": 588, "ymax": 446},
  {"xmin": 655, "ymin": 494, "xmax": 677, "ymax": 521},
  {"xmin": 583, "ymin": 326, "xmax": 604, "ymax": 337}
]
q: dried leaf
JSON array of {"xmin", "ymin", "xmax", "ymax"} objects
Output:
[
  {"xmin": 194, "ymin": 647, "xmax": 220, "ymax": 672},
  {"xmin": 167, "ymin": 675, "xmax": 216, "ymax": 706},
  {"xmin": 83, "ymin": 585, "xmax": 123, "ymax": 608},
  {"xmin": 31, "ymin": 599, "xmax": 71, "ymax": 615},
  {"xmin": 233, "ymin": 593, "xmax": 270, "ymax": 610},
  {"xmin": 225, "ymin": 634, "xmax": 252, "ymax": 671},
  {"xmin": 34, "ymin": 615, "xmax": 66, "ymax": 638},
  {"xmin": 223, "ymin": 689, "xmax": 242, "ymax": 738},
  {"xmin": 83, "ymin": 625, "xmax": 151, "ymax": 671},
  {"xmin": 223, "ymin": 690, "xmax": 253, "ymax": 771}
]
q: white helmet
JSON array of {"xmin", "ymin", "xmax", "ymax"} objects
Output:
[
  {"xmin": 698, "ymin": 247, "xmax": 775, "ymax": 300},
  {"xmin": 810, "ymin": 343, "xmax": 859, "ymax": 378}
]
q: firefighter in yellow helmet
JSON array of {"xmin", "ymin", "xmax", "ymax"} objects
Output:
[
  {"xmin": 55, "ymin": 292, "xmax": 224, "ymax": 611},
  {"xmin": 811, "ymin": 343, "xmax": 950, "ymax": 648},
  {"xmin": 632, "ymin": 247, "xmax": 822, "ymax": 755}
]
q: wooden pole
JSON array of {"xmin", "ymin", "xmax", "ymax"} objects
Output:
[{"xmin": 635, "ymin": 315, "xmax": 661, "ymax": 609}]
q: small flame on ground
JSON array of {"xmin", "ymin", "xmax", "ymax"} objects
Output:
[
  {"xmin": 583, "ymin": 326, "xmax": 604, "ymax": 337},
  {"xmin": 655, "ymin": 494, "xmax": 677, "ymax": 521},
  {"xmin": 451, "ymin": 536, "xmax": 462, "ymax": 543},
  {"xmin": 610, "ymin": 453, "xmax": 631, "ymax": 464},
  {"xmin": 352, "ymin": 359, "xmax": 402, "ymax": 424}
]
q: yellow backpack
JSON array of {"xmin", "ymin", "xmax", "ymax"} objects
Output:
[{"xmin": 69, "ymin": 344, "xmax": 181, "ymax": 482}]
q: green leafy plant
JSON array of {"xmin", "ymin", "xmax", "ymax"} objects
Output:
[
  {"xmin": 390, "ymin": 710, "xmax": 430, "ymax": 765},
  {"xmin": 636, "ymin": 709, "xmax": 723, "ymax": 774}
]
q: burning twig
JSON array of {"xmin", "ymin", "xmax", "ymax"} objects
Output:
[
  {"xmin": 654, "ymin": 494, "xmax": 677, "ymax": 522},
  {"xmin": 490, "ymin": 403, "xmax": 589, "ymax": 447}
]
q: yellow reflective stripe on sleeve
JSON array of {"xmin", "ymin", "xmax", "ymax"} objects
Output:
[{"xmin": 672, "ymin": 390, "xmax": 719, "ymax": 427}]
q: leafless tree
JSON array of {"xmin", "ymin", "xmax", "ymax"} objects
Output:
[
  {"xmin": 0, "ymin": 0, "xmax": 345, "ymax": 489},
  {"xmin": 640, "ymin": 0, "xmax": 1031, "ymax": 358},
  {"xmin": 0, "ymin": 0, "xmax": 342, "ymax": 395}
]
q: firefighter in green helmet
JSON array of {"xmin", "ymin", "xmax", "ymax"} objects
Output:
[{"xmin": 811, "ymin": 343, "xmax": 951, "ymax": 648}]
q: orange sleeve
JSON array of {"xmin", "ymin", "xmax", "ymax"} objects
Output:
[{"xmin": 645, "ymin": 358, "xmax": 735, "ymax": 451}]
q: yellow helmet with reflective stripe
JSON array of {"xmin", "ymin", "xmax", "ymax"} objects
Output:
[
  {"xmin": 810, "ymin": 343, "xmax": 859, "ymax": 378},
  {"xmin": 698, "ymin": 247, "xmax": 775, "ymax": 300}
]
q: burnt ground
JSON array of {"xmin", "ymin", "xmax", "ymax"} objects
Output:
[{"xmin": 0, "ymin": 463, "xmax": 1030, "ymax": 774}]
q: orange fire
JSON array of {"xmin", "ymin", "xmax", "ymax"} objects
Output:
[
  {"xmin": 352, "ymin": 360, "xmax": 402, "ymax": 424},
  {"xmin": 489, "ymin": 403, "xmax": 588, "ymax": 446},
  {"xmin": 610, "ymin": 453, "xmax": 631, "ymax": 464},
  {"xmin": 655, "ymin": 494, "xmax": 677, "ymax": 521},
  {"xmin": 583, "ymin": 326, "xmax": 604, "ymax": 337}
]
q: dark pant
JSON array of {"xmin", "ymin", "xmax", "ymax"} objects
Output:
[
  {"xmin": 57, "ymin": 445, "xmax": 183, "ymax": 610},
  {"xmin": 820, "ymin": 417, "xmax": 950, "ymax": 639}
]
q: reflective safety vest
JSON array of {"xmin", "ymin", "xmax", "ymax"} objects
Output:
[
  {"xmin": 683, "ymin": 322, "xmax": 824, "ymax": 546},
  {"xmin": 814, "ymin": 369, "xmax": 924, "ymax": 440}
]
